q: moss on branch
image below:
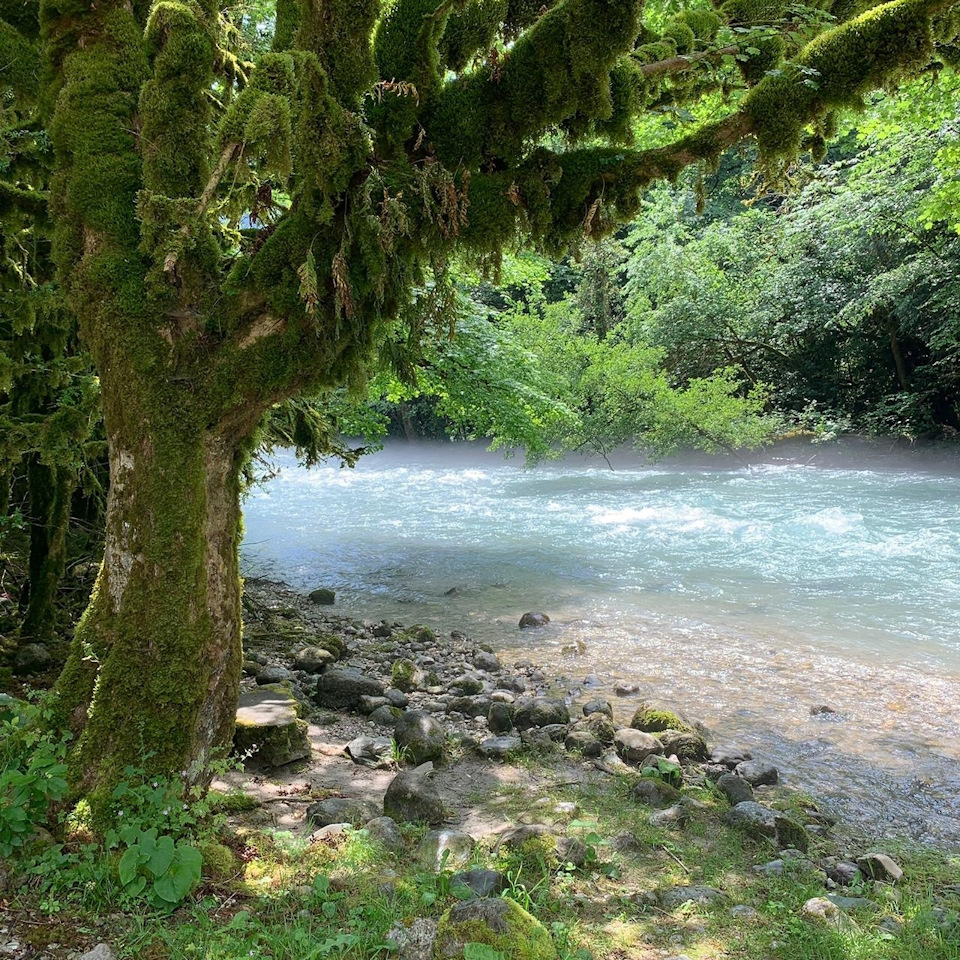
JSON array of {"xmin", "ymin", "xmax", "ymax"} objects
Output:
[{"xmin": 426, "ymin": 0, "xmax": 642, "ymax": 167}]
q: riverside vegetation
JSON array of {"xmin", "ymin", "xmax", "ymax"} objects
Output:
[{"xmin": 3, "ymin": 581, "xmax": 959, "ymax": 960}]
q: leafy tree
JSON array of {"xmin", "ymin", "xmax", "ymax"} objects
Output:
[{"xmin": 2, "ymin": 0, "xmax": 957, "ymax": 814}]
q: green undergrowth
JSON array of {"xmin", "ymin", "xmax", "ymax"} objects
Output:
[{"xmin": 2, "ymin": 734, "xmax": 959, "ymax": 960}]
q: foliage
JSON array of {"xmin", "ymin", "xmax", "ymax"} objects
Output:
[
  {"xmin": 0, "ymin": 699, "xmax": 69, "ymax": 856},
  {"xmin": 115, "ymin": 825, "xmax": 203, "ymax": 909}
]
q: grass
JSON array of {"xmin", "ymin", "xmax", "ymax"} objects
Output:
[{"xmin": 4, "ymin": 749, "xmax": 960, "ymax": 960}]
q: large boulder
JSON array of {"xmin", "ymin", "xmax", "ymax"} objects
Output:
[
  {"xmin": 513, "ymin": 698, "xmax": 570, "ymax": 731},
  {"xmin": 418, "ymin": 829, "xmax": 475, "ymax": 871},
  {"xmin": 307, "ymin": 796, "xmax": 379, "ymax": 828},
  {"xmin": 13, "ymin": 643, "xmax": 53, "ymax": 675},
  {"xmin": 308, "ymin": 587, "xmax": 336, "ymax": 605},
  {"xmin": 725, "ymin": 801, "xmax": 778, "ymax": 838},
  {"xmin": 383, "ymin": 763, "xmax": 446, "ymax": 825},
  {"xmin": 734, "ymin": 759, "xmax": 779, "ymax": 787},
  {"xmin": 630, "ymin": 701, "xmax": 693, "ymax": 734},
  {"xmin": 394, "ymin": 710, "xmax": 446, "ymax": 764},
  {"xmin": 518, "ymin": 612, "xmax": 551, "ymax": 630},
  {"xmin": 233, "ymin": 688, "xmax": 310, "ymax": 767},
  {"xmin": 434, "ymin": 897, "xmax": 558, "ymax": 959},
  {"xmin": 614, "ymin": 728, "xmax": 663, "ymax": 765},
  {"xmin": 313, "ymin": 667, "xmax": 385, "ymax": 710}
]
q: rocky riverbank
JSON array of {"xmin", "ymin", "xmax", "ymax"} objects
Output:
[{"xmin": 212, "ymin": 577, "xmax": 960, "ymax": 958}]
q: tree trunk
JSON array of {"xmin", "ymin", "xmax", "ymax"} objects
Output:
[
  {"xmin": 55, "ymin": 405, "xmax": 248, "ymax": 816},
  {"xmin": 19, "ymin": 456, "xmax": 75, "ymax": 641}
]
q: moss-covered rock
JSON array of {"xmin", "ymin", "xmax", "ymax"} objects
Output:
[
  {"xmin": 233, "ymin": 688, "xmax": 311, "ymax": 767},
  {"xmin": 198, "ymin": 840, "xmax": 239, "ymax": 880},
  {"xmin": 391, "ymin": 658, "xmax": 425, "ymax": 692},
  {"xmin": 630, "ymin": 702, "xmax": 693, "ymax": 734},
  {"xmin": 434, "ymin": 896, "xmax": 558, "ymax": 959}
]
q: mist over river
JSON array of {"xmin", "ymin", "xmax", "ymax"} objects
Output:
[{"xmin": 242, "ymin": 440, "xmax": 960, "ymax": 847}]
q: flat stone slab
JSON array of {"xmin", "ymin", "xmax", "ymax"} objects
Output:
[{"xmin": 234, "ymin": 689, "xmax": 311, "ymax": 767}]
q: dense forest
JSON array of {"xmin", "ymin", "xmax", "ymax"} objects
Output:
[{"xmin": 2, "ymin": 0, "xmax": 960, "ymax": 954}]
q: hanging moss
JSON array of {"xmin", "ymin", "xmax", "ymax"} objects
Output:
[{"xmin": 738, "ymin": 33, "xmax": 785, "ymax": 84}]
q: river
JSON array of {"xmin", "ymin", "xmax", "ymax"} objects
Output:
[{"xmin": 241, "ymin": 440, "xmax": 960, "ymax": 847}]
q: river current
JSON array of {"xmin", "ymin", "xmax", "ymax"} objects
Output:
[{"xmin": 242, "ymin": 440, "xmax": 960, "ymax": 847}]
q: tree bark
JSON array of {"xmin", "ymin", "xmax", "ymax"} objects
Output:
[
  {"xmin": 55, "ymin": 392, "xmax": 249, "ymax": 816},
  {"xmin": 19, "ymin": 456, "xmax": 75, "ymax": 642}
]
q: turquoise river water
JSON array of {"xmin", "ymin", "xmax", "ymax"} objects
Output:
[{"xmin": 242, "ymin": 441, "xmax": 960, "ymax": 846}]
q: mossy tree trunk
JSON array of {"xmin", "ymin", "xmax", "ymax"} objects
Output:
[{"xmin": 56, "ymin": 374, "xmax": 252, "ymax": 810}]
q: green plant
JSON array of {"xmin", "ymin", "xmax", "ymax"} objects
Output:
[
  {"xmin": 116, "ymin": 825, "xmax": 203, "ymax": 910},
  {"xmin": 0, "ymin": 704, "xmax": 70, "ymax": 856},
  {"xmin": 464, "ymin": 945, "xmax": 506, "ymax": 960},
  {"xmin": 640, "ymin": 757, "xmax": 683, "ymax": 789}
]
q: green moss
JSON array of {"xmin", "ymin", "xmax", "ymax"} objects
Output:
[
  {"xmin": 198, "ymin": 839, "xmax": 239, "ymax": 880},
  {"xmin": 427, "ymin": 0, "xmax": 642, "ymax": 167},
  {"xmin": 434, "ymin": 897, "xmax": 558, "ymax": 959},
  {"xmin": 440, "ymin": 0, "xmax": 509, "ymax": 72},
  {"xmin": 391, "ymin": 657, "xmax": 420, "ymax": 692},
  {"xmin": 630, "ymin": 704, "xmax": 691, "ymax": 734},
  {"xmin": 745, "ymin": 0, "xmax": 940, "ymax": 162}
]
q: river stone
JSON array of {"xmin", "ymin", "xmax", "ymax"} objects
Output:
[
  {"xmin": 734, "ymin": 759, "xmax": 779, "ymax": 787},
  {"xmin": 802, "ymin": 897, "xmax": 858, "ymax": 931},
  {"xmin": 474, "ymin": 651, "xmax": 501, "ymax": 673},
  {"xmin": 383, "ymin": 763, "xmax": 446, "ymax": 825},
  {"xmin": 234, "ymin": 688, "xmax": 310, "ymax": 767},
  {"xmin": 717, "ymin": 773, "xmax": 755, "ymax": 805},
  {"xmin": 514, "ymin": 697, "xmax": 570, "ymax": 730},
  {"xmin": 451, "ymin": 674, "xmax": 484, "ymax": 695},
  {"xmin": 478, "ymin": 736, "xmax": 521, "ymax": 759},
  {"xmin": 614, "ymin": 728, "xmax": 663, "ymax": 765},
  {"xmin": 658, "ymin": 885, "xmax": 726, "ymax": 910},
  {"xmin": 313, "ymin": 668, "xmax": 386, "ymax": 710},
  {"xmin": 14, "ymin": 642, "xmax": 54, "ymax": 674},
  {"xmin": 857, "ymin": 853, "xmax": 903, "ymax": 882},
  {"xmin": 630, "ymin": 778, "xmax": 682, "ymax": 808},
  {"xmin": 307, "ymin": 796, "xmax": 379, "ymax": 827},
  {"xmin": 448, "ymin": 695, "xmax": 491, "ymax": 718},
  {"xmin": 78, "ymin": 946, "xmax": 115, "ymax": 960},
  {"xmin": 825, "ymin": 860, "xmax": 862, "ymax": 886},
  {"xmin": 255, "ymin": 665, "xmax": 296, "ymax": 685},
  {"xmin": 518, "ymin": 612, "xmax": 551, "ymax": 630},
  {"xmin": 419, "ymin": 829, "xmax": 475, "ymax": 871},
  {"xmin": 434, "ymin": 897, "xmax": 558, "ymax": 959},
  {"xmin": 394, "ymin": 710, "xmax": 446, "ymax": 763},
  {"xmin": 582, "ymin": 698, "xmax": 613, "ymax": 719},
  {"xmin": 649, "ymin": 803, "xmax": 689, "ymax": 829},
  {"xmin": 613, "ymin": 680, "xmax": 641, "ymax": 696},
  {"xmin": 386, "ymin": 918, "xmax": 437, "ymax": 960},
  {"xmin": 450, "ymin": 868, "xmax": 507, "ymax": 899},
  {"xmin": 630, "ymin": 701, "xmax": 693, "ymax": 734},
  {"xmin": 710, "ymin": 745, "xmax": 752, "ymax": 768},
  {"xmin": 370, "ymin": 705, "xmax": 404, "ymax": 727},
  {"xmin": 583, "ymin": 713, "xmax": 616, "ymax": 744},
  {"xmin": 565, "ymin": 730, "xmax": 603, "ymax": 757},
  {"xmin": 345, "ymin": 735, "xmax": 394, "ymax": 768},
  {"xmin": 308, "ymin": 588, "xmax": 336, "ymax": 605},
  {"xmin": 659, "ymin": 729, "xmax": 708, "ymax": 761},
  {"xmin": 390, "ymin": 658, "xmax": 425, "ymax": 693},
  {"xmin": 540, "ymin": 723, "xmax": 568, "ymax": 742},
  {"xmin": 385, "ymin": 688, "xmax": 409, "ymax": 707},
  {"xmin": 488, "ymin": 701, "xmax": 515, "ymax": 733},
  {"xmin": 365, "ymin": 816, "xmax": 405, "ymax": 853},
  {"xmin": 725, "ymin": 801, "xmax": 778, "ymax": 838},
  {"xmin": 774, "ymin": 814, "xmax": 809, "ymax": 852},
  {"xmin": 825, "ymin": 894, "xmax": 880, "ymax": 914},
  {"xmin": 293, "ymin": 646, "xmax": 337, "ymax": 672}
]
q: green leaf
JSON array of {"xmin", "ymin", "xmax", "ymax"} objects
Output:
[
  {"xmin": 146, "ymin": 834, "xmax": 176, "ymax": 878},
  {"xmin": 118, "ymin": 847, "xmax": 142, "ymax": 886},
  {"xmin": 463, "ymin": 945, "xmax": 505, "ymax": 960}
]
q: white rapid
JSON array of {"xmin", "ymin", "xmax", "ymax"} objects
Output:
[{"xmin": 242, "ymin": 440, "xmax": 960, "ymax": 846}]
